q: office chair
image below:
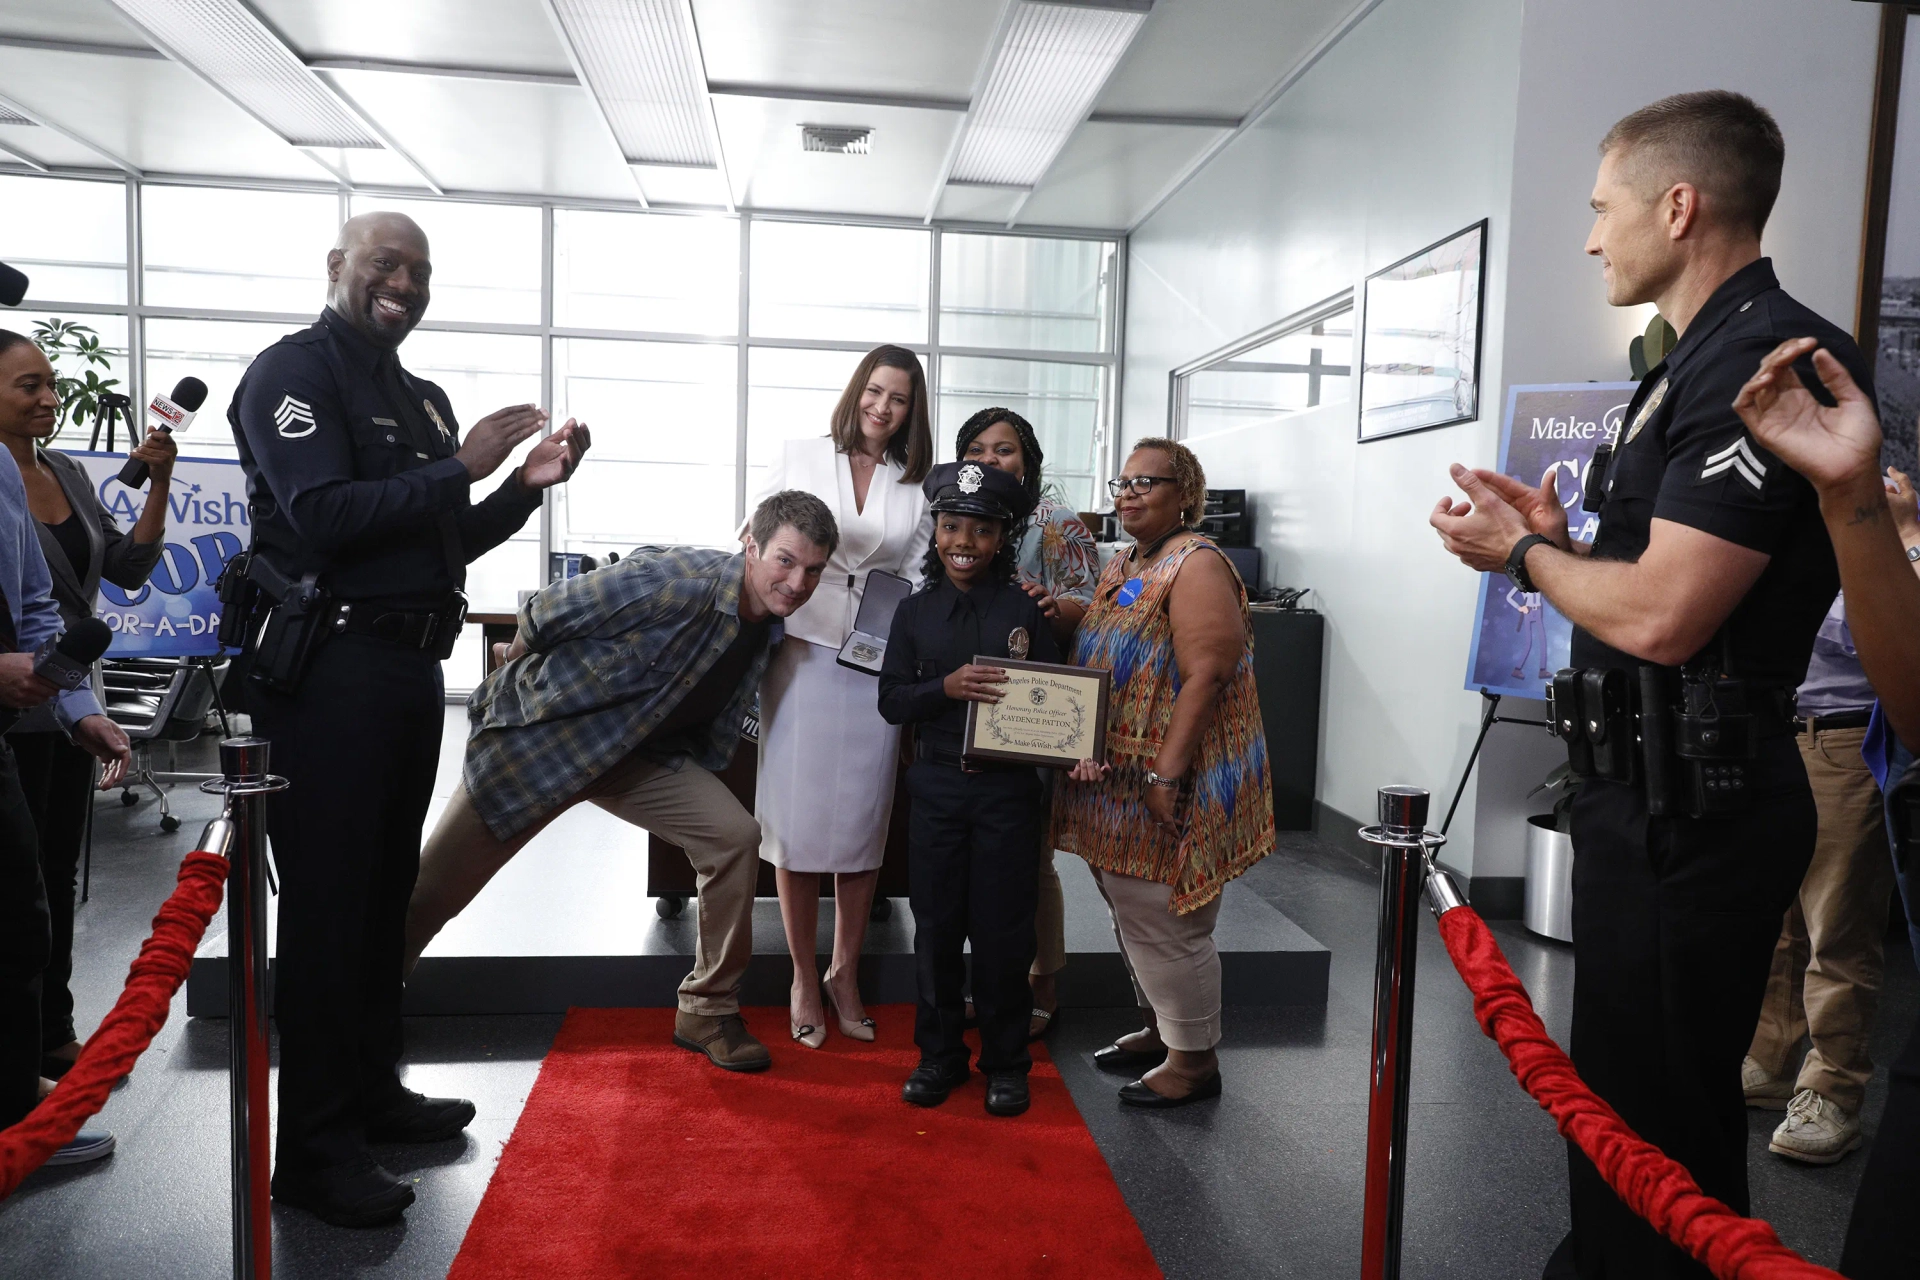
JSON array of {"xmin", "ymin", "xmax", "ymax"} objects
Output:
[{"xmin": 98, "ymin": 656, "xmax": 229, "ymax": 833}]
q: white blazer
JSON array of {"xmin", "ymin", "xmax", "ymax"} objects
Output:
[{"xmin": 749, "ymin": 436, "xmax": 932, "ymax": 649}]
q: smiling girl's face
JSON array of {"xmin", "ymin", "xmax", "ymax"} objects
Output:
[{"xmin": 935, "ymin": 512, "xmax": 1004, "ymax": 589}]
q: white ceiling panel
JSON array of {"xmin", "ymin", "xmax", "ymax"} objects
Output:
[
  {"xmin": 935, "ymin": 183, "xmax": 1024, "ymax": 225},
  {"xmin": 693, "ymin": 0, "xmax": 999, "ymax": 101},
  {"xmin": 303, "ymin": 145, "xmax": 436, "ymax": 192},
  {"xmin": 0, "ymin": 122, "xmax": 120, "ymax": 171},
  {"xmin": 1095, "ymin": 0, "xmax": 1358, "ymax": 118},
  {"xmin": 631, "ymin": 162, "xmax": 730, "ymax": 208},
  {"xmin": 320, "ymin": 69, "xmax": 634, "ymax": 201},
  {"xmin": 712, "ymin": 94, "xmax": 958, "ymax": 218},
  {"xmin": 0, "ymin": 0, "xmax": 146, "ymax": 45},
  {"xmin": 1016, "ymin": 121, "xmax": 1225, "ymax": 230},
  {"xmin": 0, "ymin": 46, "xmax": 333, "ymax": 180},
  {"xmin": 249, "ymin": 0, "xmax": 574, "ymax": 75}
]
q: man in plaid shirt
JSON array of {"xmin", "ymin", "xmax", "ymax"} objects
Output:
[{"xmin": 402, "ymin": 490, "xmax": 837, "ymax": 1070}]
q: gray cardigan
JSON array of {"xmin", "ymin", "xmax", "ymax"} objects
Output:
[{"xmin": 10, "ymin": 448, "xmax": 164, "ymax": 735}]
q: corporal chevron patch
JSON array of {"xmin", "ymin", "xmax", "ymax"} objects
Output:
[
  {"xmin": 274, "ymin": 394, "xmax": 316, "ymax": 438},
  {"xmin": 1701, "ymin": 434, "xmax": 1767, "ymax": 492}
]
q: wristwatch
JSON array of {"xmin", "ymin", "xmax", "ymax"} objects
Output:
[
  {"xmin": 1505, "ymin": 534, "xmax": 1552, "ymax": 593},
  {"xmin": 1144, "ymin": 770, "xmax": 1183, "ymax": 790}
]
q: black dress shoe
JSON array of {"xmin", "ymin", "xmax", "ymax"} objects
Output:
[
  {"xmin": 902, "ymin": 1062, "xmax": 970, "ymax": 1107},
  {"xmin": 1118, "ymin": 1071, "xmax": 1222, "ymax": 1109},
  {"xmin": 366, "ymin": 1088, "xmax": 477, "ymax": 1144},
  {"xmin": 271, "ymin": 1157, "xmax": 415, "ymax": 1228},
  {"xmin": 1093, "ymin": 1041, "xmax": 1168, "ymax": 1075},
  {"xmin": 984, "ymin": 1072, "xmax": 1030, "ymax": 1117}
]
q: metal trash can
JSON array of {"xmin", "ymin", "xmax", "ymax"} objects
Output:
[{"xmin": 1523, "ymin": 814, "xmax": 1573, "ymax": 943}]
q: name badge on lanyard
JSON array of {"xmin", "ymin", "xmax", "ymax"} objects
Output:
[{"xmin": 1117, "ymin": 577, "xmax": 1145, "ymax": 607}]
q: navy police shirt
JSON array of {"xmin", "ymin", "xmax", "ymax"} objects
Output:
[
  {"xmin": 1571, "ymin": 258, "xmax": 1873, "ymax": 688},
  {"xmin": 878, "ymin": 573, "xmax": 1060, "ymax": 756},
  {"xmin": 228, "ymin": 307, "xmax": 541, "ymax": 611}
]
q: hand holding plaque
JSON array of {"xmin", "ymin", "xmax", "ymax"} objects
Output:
[{"xmin": 962, "ymin": 657, "xmax": 1111, "ymax": 769}]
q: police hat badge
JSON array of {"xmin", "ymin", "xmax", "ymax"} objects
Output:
[{"xmin": 958, "ymin": 463, "xmax": 984, "ymax": 494}]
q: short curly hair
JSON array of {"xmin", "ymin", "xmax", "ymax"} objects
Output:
[{"xmin": 1127, "ymin": 437, "xmax": 1207, "ymax": 526}]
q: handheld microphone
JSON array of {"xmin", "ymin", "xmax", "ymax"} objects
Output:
[
  {"xmin": 0, "ymin": 261, "xmax": 25, "ymax": 308},
  {"xmin": 32, "ymin": 617, "xmax": 113, "ymax": 692},
  {"xmin": 118, "ymin": 376, "xmax": 207, "ymax": 488}
]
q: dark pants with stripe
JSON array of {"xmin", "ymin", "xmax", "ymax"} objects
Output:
[
  {"xmin": 13, "ymin": 731, "xmax": 96, "ymax": 1053},
  {"xmin": 249, "ymin": 634, "xmax": 443, "ymax": 1176},
  {"xmin": 906, "ymin": 758, "xmax": 1042, "ymax": 1077},
  {"xmin": 1562, "ymin": 737, "xmax": 1813, "ymax": 1278},
  {"xmin": 0, "ymin": 738, "xmax": 48, "ymax": 1130}
]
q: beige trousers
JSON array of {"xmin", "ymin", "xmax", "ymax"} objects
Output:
[
  {"xmin": 1092, "ymin": 865, "xmax": 1225, "ymax": 1052},
  {"xmin": 405, "ymin": 753, "xmax": 762, "ymax": 1017},
  {"xmin": 1747, "ymin": 724, "xmax": 1894, "ymax": 1111},
  {"xmin": 1033, "ymin": 848, "xmax": 1067, "ymax": 977}
]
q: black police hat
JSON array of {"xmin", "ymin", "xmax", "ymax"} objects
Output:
[{"xmin": 922, "ymin": 460, "xmax": 1034, "ymax": 525}]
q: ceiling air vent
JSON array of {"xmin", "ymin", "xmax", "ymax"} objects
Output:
[
  {"xmin": 0, "ymin": 106, "xmax": 36, "ymax": 126},
  {"xmin": 800, "ymin": 125, "xmax": 871, "ymax": 155}
]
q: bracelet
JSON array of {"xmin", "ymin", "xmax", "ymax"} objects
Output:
[{"xmin": 1144, "ymin": 769, "xmax": 1183, "ymax": 789}]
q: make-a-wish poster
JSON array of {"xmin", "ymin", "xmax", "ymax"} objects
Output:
[{"xmin": 1462, "ymin": 382, "xmax": 1637, "ymax": 700}]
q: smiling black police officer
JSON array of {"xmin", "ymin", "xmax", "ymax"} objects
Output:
[
  {"xmin": 1432, "ymin": 93, "xmax": 1871, "ymax": 1279},
  {"xmin": 228, "ymin": 211, "xmax": 589, "ymax": 1228}
]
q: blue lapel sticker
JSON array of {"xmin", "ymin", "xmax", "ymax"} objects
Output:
[{"xmin": 1117, "ymin": 577, "xmax": 1144, "ymax": 606}]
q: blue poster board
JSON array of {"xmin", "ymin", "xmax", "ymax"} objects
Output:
[
  {"xmin": 69, "ymin": 450, "xmax": 249, "ymax": 658},
  {"xmin": 1461, "ymin": 383, "xmax": 1638, "ymax": 699}
]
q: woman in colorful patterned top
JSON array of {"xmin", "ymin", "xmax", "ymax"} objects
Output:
[
  {"xmin": 1053, "ymin": 437, "xmax": 1275, "ymax": 1107},
  {"xmin": 957, "ymin": 408, "xmax": 1098, "ymax": 1038}
]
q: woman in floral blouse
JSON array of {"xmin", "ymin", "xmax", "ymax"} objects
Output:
[{"xmin": 956, "ymin": 407, "xmax": 1099, "ymax": 1036}]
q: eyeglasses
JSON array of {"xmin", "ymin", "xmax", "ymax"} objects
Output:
[{"xmin": 1106, "ymin": 475, "xmax": 1178, "ymax": 498}]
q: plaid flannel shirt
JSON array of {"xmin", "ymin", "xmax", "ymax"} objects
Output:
[{"xmin": 463, "ymin": 545, "xmax": 781, "ymax": 840}]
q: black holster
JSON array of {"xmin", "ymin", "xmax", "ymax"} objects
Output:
[{"xmin": 219, "ymin": 551, "xmax": 333, "ymax": 695}]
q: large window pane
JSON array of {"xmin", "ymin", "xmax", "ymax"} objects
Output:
[
  {"xmin": 143, "ymin": 185, "xmax": 337, "ymax": 314},
  {"xmin": 748, "ymin": 221, "xmax": 928, "ymax": 343},
  {"xmin": 940, "ymin": 233, "xmax": 1113, "ymax": 353},
  {"xmin": 0, "ymin": 175, "xmax": 126, "ymax": 304},
  {"xmin": 348, "ymin": 196, "xmax": 540, "ymax": 325},
  {"xmin": 1184, "ymin": 308, "xmax": 1354, "ymax": 435},
  {"xmin": 553, "ymin": 339, "xmax": 738, "ymax": 551},
  {"xmin": 744, "ymin": 346, "xmax": 863, "ymax": 503},
  {"xmin": 936, "ymin": 357, "xmax": 1103, "ymax": 515},
  {"xmin": 143, "ymin": 317, "xmax": 309, "ymax": 460},
  {"xmin": 554, "ymin": 209, "xmax": 738, "ymax": 335},
  {"xmin": 11, "ymin": 311, "xmax": 132, "ymax": 452}
]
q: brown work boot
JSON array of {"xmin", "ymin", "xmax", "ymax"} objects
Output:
[{"xmin": 672, "ymin": 1011, "xmax": 771, "ymax": 1073}]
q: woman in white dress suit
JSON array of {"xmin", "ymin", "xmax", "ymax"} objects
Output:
[{"xmin": 751, "ymin": 345, "xmax": 933, "ymax": 1047}]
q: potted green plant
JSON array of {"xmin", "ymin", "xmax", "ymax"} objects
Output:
[{"xmin": 31, "ymin": 317, "xmax": 121, "ymax": 436}]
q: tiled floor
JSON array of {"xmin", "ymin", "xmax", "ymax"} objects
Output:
[{"xmin": 1, "ymin": 726, "xmax": 1909, "ymax": 1278}]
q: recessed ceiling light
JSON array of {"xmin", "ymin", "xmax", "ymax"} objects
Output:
[
  {"xmin": 949, "ymin": 0, "xmax": 1151, "ymax": 190},
  {"xmin": 800, "ymin": 125, "xmax": 871, "ymax": 155},
  {"xmin": 103, "ymin": 0, "xmax": 384, "ymax": 148},
  {"xmin": 544, "ymin": 0, "xmax": 718, "ymax": 168}
]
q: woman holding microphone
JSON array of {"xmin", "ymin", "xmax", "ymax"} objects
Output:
[{"xmin": 752, "ymin": 345, "xmax": 932, "ymax": 1047}]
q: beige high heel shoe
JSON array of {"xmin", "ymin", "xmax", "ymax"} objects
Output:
[
  {"xmin": 791, "ymin": 988, "xmax": 828, "ymax": 1049},
  {"xmin": 822, "ymin": 968, "xmax": 876, "ymax": 1042}
]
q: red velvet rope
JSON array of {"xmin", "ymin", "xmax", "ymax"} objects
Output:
[
  {"xmin": 1435, "ymin": 906, "xmax": 1840, "ymax": 1280},
  {"xmin": 0, "ymin": 849, "xmax": 229, "ymax": 1199}
]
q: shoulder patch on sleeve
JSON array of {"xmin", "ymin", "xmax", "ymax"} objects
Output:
[
  {"xmin": 273, "ymin": 394, "xmax": 317, "ymax": 438},
  {"xmin": 1700, "ymin": 434, "xmax": 1767, "ymax": 491}
]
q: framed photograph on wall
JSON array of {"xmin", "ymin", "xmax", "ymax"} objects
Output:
[{"xmin": 1357, "ymin": 218, "xmax": 1487, "ymax": 441}]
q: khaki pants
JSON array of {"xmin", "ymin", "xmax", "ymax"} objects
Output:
[
  {"xmin": 1092, "ymin": 865, "xmax": 1224, "ymax": 1052},
  {"xmin": 405, "ymin": 753, "xmax": 761, "ymax": 1017},
  {"xmin": 1033, "ymin": 848, "xmax": 1066, "ymax": 977},
  {"xmin": 1747, "ymin": 724, "xmax": 1894, "ymax": 1111}
]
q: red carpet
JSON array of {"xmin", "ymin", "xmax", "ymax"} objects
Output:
[{"xmin": 449, "ymin": 1006, "xmax": 1162, "ymax": 1279}]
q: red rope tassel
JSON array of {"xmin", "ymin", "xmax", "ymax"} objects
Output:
[
  {"xmin": 1435, "ymin": 906, "xmax": 1840, "ymax": 1280},
  {"xmin": 0, "ymin": 849, "xmax": 229, "ymax": 1199}
]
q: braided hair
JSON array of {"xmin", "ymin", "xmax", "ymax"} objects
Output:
[{"xmin": 954, "ymin": 406, "xmax": 1045, "ymax": 546}]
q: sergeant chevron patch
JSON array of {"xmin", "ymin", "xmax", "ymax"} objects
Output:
[
  {"xmin": 274, "ymin": 394, "xmax": 317, "ymax": 439},
  {"xmin": 1701, "ymin": 435, "xmax": 1767, "ymax": 491}
]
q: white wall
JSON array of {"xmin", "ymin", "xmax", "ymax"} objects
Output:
[
  {"xmin": 1122, "ymin": 0, "xmax": 1882, "ymax": 879},
  {"xmin": 1468, "ymin": 0, "xmax": 1882, "ymax": 883},
  {"xmin": 1123, "ymin": 0, "xmax": 1528, "ymax": 870}
]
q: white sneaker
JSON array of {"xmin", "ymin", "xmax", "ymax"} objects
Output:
[
  {"xmin": 1742, "ymin": 1055, "xmax": 1794, "ymax": 1110},
  {"xmin": 1769, "ymin": 1090, "xmax": 1861, "ymax": 1165}
]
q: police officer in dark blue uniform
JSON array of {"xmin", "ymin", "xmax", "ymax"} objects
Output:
[
  {"xmin": 1433, "ymin": 93, "xmax": 1870, "ymax": 1278},
  {"xmin": 228, "ymin": 212, "xmax": 589, "ymax": 1227},
  {"xmin": 880, "ymin": 461, "xmax": 1058, "ymax": 1118}
]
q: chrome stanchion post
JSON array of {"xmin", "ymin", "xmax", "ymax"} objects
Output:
[
  {"xmin": 1357, "ymin": 786, "xmax": 1448, "ymax": 1280},
  {"xmin": 204, "ymin": 738, "xmax": 288, "ymax": 1280}
]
